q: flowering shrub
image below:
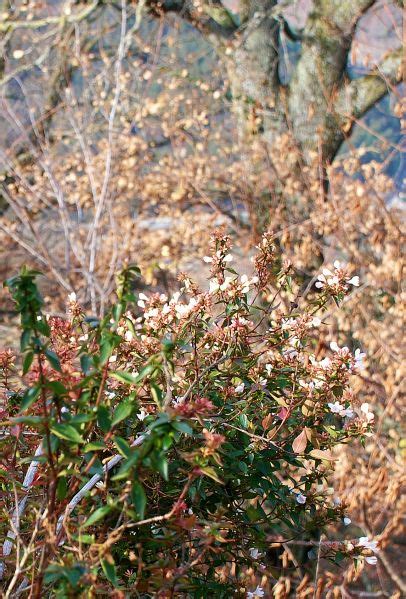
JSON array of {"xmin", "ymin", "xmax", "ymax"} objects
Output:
[{"xmin": 0, "ymin": 233, "xmax": 379, "ymax": 597}]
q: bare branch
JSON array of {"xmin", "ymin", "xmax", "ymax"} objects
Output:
[{"xmin": 0, "ymin": 0, "xmax": 100, "ymax": 32}]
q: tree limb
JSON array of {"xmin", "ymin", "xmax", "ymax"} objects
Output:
[
  {"xmin": 335, "ymin": 47, "xmax": 403, "ymax": 120},
  {"xmin": 146, "ymin": 0, "xmax": 238, "ymax": 37}
]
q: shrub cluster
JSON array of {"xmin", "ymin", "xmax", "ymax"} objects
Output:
[{"xmin": 0, "ymin": 232, "xmax": 378, "ymax": 597}]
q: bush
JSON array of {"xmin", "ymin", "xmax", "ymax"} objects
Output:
[{"xmin": 0, "ymin": 232, "xmax": 377, "ymax": 597}]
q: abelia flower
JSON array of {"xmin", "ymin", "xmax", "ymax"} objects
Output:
[
  {"xmin": 249, "ymin": 548, "xmax": 262, "ymax": 559},
  {"xmin": 358, "ymin": 536, "xmax": 379, "ymax": 553},
  {"xmin": 360, "ymin": 403, "xmax": 374, "ymax": 423},
  {"xmin": 328, "ymin": 401, "xmax": 354, "ymax": 418},
  {"xmin": 296, "ymin": 493, "xmax": 306, "ymax": 504},
  {"xmin": 136, "ymin": 408, "xmax": 148, "ymax": 421},
  {"xmin": 234, "ymin": 383, "xmax": 245, "ymax": 394},
  {"xmin": 247, "ymin": 586, "xmax": 265, "ymax": 598},
  {"xmin": 354, "ymin": 348, "xmax": 366, "ymax": 369},
  {"xmin": 348, "ymin": 276, "xmax": 360, "ymax": 287}
]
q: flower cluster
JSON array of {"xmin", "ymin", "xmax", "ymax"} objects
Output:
[{"xmin": 315, "ymin": 260, "xmax": 360, "ymax": 295}]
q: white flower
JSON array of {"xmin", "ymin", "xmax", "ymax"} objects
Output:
[
  {"xmin": 247, "ymin": 586, "xmax": 265, "ymax": 598},
  {"xmin": 124, "ymin": 330, "xmax": 134, "ymax": 342},
  {"xmin": 203, "ymin": 256, "xmax": 213, "ymax": 263},
  {"xmin": 136, "ymin": 408, "xmax": 148, "ymax": 421},
  {"xmin": 343, "ymin": 517, "xmax": 351, "ymax": 526},
  {"xmin": 328, "ymin": 401, "xmax": 344, "ymax": 414},
  {"xmin": 68, "ymin": 291, "xmax": 77, "ymax": 302},
  {"xmin": 105, "ymin": 391, "xmax": 116, "ymax": 400},
  {"xmin": 223, "ymin": 254, "xmax": 233, "ymax": 262},
  {"xmin": 281, "ymin": 318, "xmax": 295, "ymax": 330},
  {"xmin": 137, "ymin": 293, "xmax": 148, "ymax": 308},
  {"xmin": 318, "ymin": 357, "xmax": 331, "ymax": 370},
  {"xmin": 78, "ymin": 333, "xmax": 89, "ymax": 342},
  {"xmin": 358, "ymin": 537, "xmax": 379, "ymax": 553},
  {"xmin": 108, "ymin": 354, "xmax": 117, "ymax": 363},
  {"xmin": 249, "ymin": 548, "xmax": 262, "ymax": 559},
  {"xmin": 311, "ymin": 317, "xmax": 321, "ymax": 327},
  {"xmin": 354, "ymin": 348, "xmax": 366, "ymax": 369},
  {"xmin": 234, "ymin": 383, "xmax": 245, "ymax": 394},
  {"xmin": 365, "ymin": 556, "xmax": 378, "ymax": 565},
  {"xmin": 172, "ymin": 396, "xmax": 185, "ymax": 407},
  {"xmin": 328, "ymin": 402, "xmax": 353, "ymax": 418},
  {"xmin": 340, "ymin": 407, "xmax": 354, "ymax": 418},
  {"xmin": 348, "ymin": 275, "xmax": 360, "ymax": 287},
  {"xmin": 333, "ymin": 260, "xmax": 342, "ymax": 269},
  {"xmin": 95, "ymin": 481, "xmax": 106, "ymax": 490},
  {"xmin": 360, "ymin": 403, "xmax": 374, "ymax": 423},
  {"xmin": 265, "ymin": 363, "xmax": 273, "ymax": 375},
  {"xmin": 296, "ymin": 493, "xmax": 306, "ymax": 504},
  {"xmin": 219, "ymin": 276, "xmax": 233, "ymax": 291},
  {"xmin": 209, "ymin": 279, "xmax": 220, "ymax": 294}
]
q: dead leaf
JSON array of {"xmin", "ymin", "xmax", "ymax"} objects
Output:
[{"xmin": 292, "ymin": 429, "xmax": 307, "ymax": 454}]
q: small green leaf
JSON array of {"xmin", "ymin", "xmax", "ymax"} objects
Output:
[
  {"xmin": 22, "ymin": 351, "xmax": 34, "ymax": 375},
  {"xmin": 20, "ymin": 386, "xmax": 41, "ymax": 411},
  {"xmin": 97, "ymin": 405, "xmax": 112, "ymax": 433},
  {"xmin": 84, "ymin": 441, "xmax": 106, "ymax": 452},
  {"xmin": 101, "ymin": 555, "xmax": 118, "ymax": 587},
  {"xmin": 56, "ymin": 476, "xmax": 68, "ymax": 500},
  {"xmin": 51, "ymin": 423, "xmax": 84, "ymax": 444},
  {"xmin": 82, "ymin": 505, "xmax": 113, "ymax": 528},
  {"xmin": 113, "ymin": 436, "xmax": 132, "ymax": 458},
  {"xmin": 172, "ymin": 420, "xmax": 193, "ymax": 435},
  {"xmin": 112, "ymin": 401, "xmax": 133, "ymax": 426},
  {"xmin": 46, "ymin": 380, "xmax": 68, "ymax": 395},
  {"xmin": 110, "ymin": 371, "xmax": 139, "ymax": 385},
  {"xmin": 45, "ymin": 349, "xmax": 62, "ymax": 372},
  {"xmin": 80, "ymin": 354, "xmax": 93, "ymax": 375},
  {"xmin": 131, "ymin": 481, "xmax": 147, "ymax": 519}
]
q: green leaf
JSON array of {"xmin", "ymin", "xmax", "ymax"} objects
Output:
[
  {"xmin": 22, "ymin": 351, "xmax": 34, "ymax": 375},
  {"xmin": 20, "ymin": 329, "xmax": 32, "ymax": 351},
  {"xmin": 84, "ymin": 441, "xmax": 106, "ymax": 452},
  {"xmin": 45, "ymin": 349, "xmax": 61, "ymax": 372},
  {"xmin": 112, "ymin": 401, "xmax": 133, "ymax": 426},
  {"xmin": 56, "ymin": 476, "xmax": 68, "ymax": 500},
  {"xmin": 100, "ymin": 340, "xmax": 113, "ymax": 365},
  {"xmin": 110, "ymin": 371, "xmax": 139, "ymax": 385},
  {"xmin": 97, "ymin": 405, "xmax": 111, "ymax": 433},
  {"xmin": 111, "ymin": 363, "xmax": 156, "ymax": 386},
  {"xmin": 51, "ymin": 423, "xmax": 84, "ymax": 444},
  {"xmin": 101, "ymin": 556, "xmax": 118, "ymax": 587},
  {"xmin": 113, "ymin": 436, "xmax": 132, "ymax": 458},
  {"xmin": 82, "ymin": 505, "xmax": 113, "ymax": 528},
  {"xmin": 80, "ymin": 354, "xmax": 93, "ymax": 375},
  {"xmin": 172, "ymin": 420, "xmax": 193, "ymax": 435},
  {"xmin": 131, "ymin": 481, "xmax": 147, "ymax": 519},
  {"xmin": 46, "ymin": 380, "xmax": 68, "ymax": 395},
  {"xmin": 20, "ymin": 386, "xmax": 41, "ymax": 411},
  {"xmin": 155, "ymin": 454, "xmax": 168, "ymax": 481}
]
